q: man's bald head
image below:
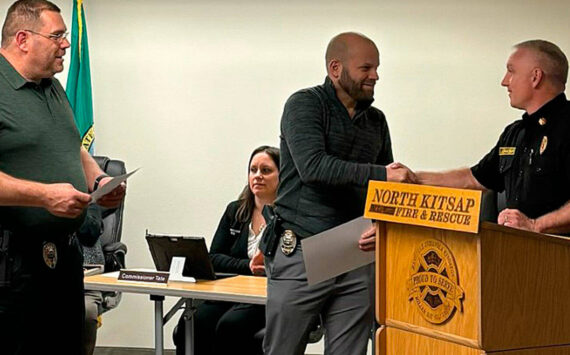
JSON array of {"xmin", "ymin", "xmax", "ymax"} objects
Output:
[
  {"xmin": 325, "ymin": 32, "xmax": 377, "ymax": 71},
  {"xmin": 325, "ymin": 32, "xmax": 380, "ymax": 105}
]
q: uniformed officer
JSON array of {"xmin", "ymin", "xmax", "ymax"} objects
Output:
[
  {"xmin": 0, "ymin": 1, "xmax": 126, "ymax": 354},
  {"xmin": 415, "ymin": 39, "xmax": 570, "ymax": 234}
]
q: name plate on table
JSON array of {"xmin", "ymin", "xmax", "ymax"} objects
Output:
[
  {"xmin": 118, "ymin": 269, "xmax": 169, "ymax": 284},
  {"xmin": 364, "ymin": 181, "xmax": 481, "ymax": 233}
]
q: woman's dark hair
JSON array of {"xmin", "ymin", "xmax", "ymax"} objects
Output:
[{"xmin": 235, "ymin": 145, "xmax": 280, "ymax": 223}]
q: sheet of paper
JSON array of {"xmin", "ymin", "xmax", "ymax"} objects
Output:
[
  {"xmin": 168, "ymin": 257, "xmax": 197, "ymax": 283},
  {"xmin": 90, "ymin": 168, "xmax": 139, "ymax": 203},
  {"xmin": 302, "ymin": 216, "xmax": 375, "ymax": 286}
]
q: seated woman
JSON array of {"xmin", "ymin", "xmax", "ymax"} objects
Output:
[{"xmin": 174, "ymin": 145, "xmax": 279, "ymax": 355}]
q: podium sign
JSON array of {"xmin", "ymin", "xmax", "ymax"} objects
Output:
[{"xmin": 364, "ymin": 181, "xmax": 481, "ymax": 233}]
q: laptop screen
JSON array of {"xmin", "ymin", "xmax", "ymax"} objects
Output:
[{"xmin": 145, "ymin": 233, "xmax": 217, "ymax": 280}]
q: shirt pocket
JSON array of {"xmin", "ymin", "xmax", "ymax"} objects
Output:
[
  {"xmin": 533, "ymin": 155, "xmax": 558, "ymax": 177},
  {"xmin": 499, "ymin": 155, "xmax": 515, "ymax": 174},
  {"xmin": 526, "ymin": 155, "xmax": 559, "ymax": 210}
]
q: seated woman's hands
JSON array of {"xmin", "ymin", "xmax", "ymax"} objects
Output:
[{"xmin": 249, "ymin": 250, "xmax": 265, "ymax": 276}]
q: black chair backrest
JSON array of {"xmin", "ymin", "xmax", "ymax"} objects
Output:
[
  {"xmin": 479, "ymin": 190, "xmax": 498, "ymax": 223},
  {"xmin": 93, "ymin": 156, "xmax": 125, "ymax": 246},
  {"xmin": 93, "ymin": 156, "xmax": 127, "ymax": 271}
]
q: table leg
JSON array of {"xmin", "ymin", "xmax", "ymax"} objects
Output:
[{"xmin": 150, "ymin": 295, "xmax": 165, "ymax": 355}]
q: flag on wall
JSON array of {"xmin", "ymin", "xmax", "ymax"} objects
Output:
[{"xmin": 66, "ymin": 0, "xmax": 95, "ymax": 153}]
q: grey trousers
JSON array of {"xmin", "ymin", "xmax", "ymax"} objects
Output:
[{"xmin": 263, "ymin": 244, "xmax": 374, "ymax": 355}]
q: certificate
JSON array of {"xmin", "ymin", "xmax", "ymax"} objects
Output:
[{"xmin": 301, "ymin": 216, "xmax": 374, "ymax": 285}]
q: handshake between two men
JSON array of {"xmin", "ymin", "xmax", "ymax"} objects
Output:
[
  {"xmin": 360, "ymin": 160, "xmax": 523, "ymax": 253},
  {"xmin": 379, "ymin": 160, "xmax": 563, "ymax": 235},
  {"xmin": 359, "ymin": 162, "xmax": 416, "ymax": 253},
  {"xmin": 386, "ymin": 161, "xmax": 417, "ymax": 185}
]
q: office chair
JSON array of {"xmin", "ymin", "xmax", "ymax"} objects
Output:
[
  {"xmin": 93, "ymin": 155, "xmax": 128, "ymax": 312},
  {"xmin": 478, "ymin": 189, "xmax": 509, "ymax": 224},
  {"xmin": 479, "ymin": 190, "xmax": 498, "ymax": 223}
]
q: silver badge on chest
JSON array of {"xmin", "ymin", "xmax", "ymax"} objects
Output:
[
  {"xmin": 280, "ymin": 230, "xmax": 297, "ymax": 256},
  {"xmin": 42, "ymin": 242, "xmax": 58, "ymax": 269}
]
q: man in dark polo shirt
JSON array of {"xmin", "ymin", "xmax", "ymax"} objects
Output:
[
  {"xmin": 0, "ymin": 1, "xmax": 125, "ymax": 353},
  {"xmin": 262, "ymin": 32, "xmax": 416, "ymax": 355},
  {"xmin": 416, "ymin": 40, "xmax": 570, "ymax": 234}
]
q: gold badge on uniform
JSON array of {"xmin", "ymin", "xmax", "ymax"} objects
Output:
[
  {"xmin": 42, "ymin": 242, "xmax": 58, "ymax": 269},
  {"xmin": 540, "ymin": 136, "xmax": 548, "ymax": 155},
  {"xmin": 538, "ymin": 117, "xmax": 547, "ymax": 126},
  {"xmin": 280, "ymin": 230, "xmax": 297, "ymax": 256},
  {"xmin": 499, "ymin": 147, "xmax": 516, "ymax": 156}
]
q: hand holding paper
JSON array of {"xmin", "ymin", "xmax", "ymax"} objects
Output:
[
  {"xmin": 91, "ymin": 169, "xmax": 138, "ymax": 206},
  {"xmin": 302, "ymin": 217, "xmax": 375, "ymax": 285},
  {"xmin": 358, "ymin": 224, "xmax": 376, "ymax": 251}
]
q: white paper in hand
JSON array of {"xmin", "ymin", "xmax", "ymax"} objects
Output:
[
  {"xmin": 90, "ymin": 168, "xmax": 139, "ymax": 203},
  {"xmin": 302, "ymin": 216, "xmax": 374, "ymax": 285}
]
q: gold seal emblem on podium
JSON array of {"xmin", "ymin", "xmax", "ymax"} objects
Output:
[{"xmin": 406, "ymin": 239, "xmax": 464, "ymax": 324}]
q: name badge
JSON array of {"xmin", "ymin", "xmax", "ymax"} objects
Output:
[{"xmin": 499, "ymin": 147, "xmax": 516, "ymax": 156}]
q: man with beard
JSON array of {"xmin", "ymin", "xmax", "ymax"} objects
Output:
[{"xmin": 262, "ymin": 32, "xmax": 416, "ymax": 355}]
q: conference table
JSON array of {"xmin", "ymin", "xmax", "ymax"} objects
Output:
[{"xmin": 84, "ymin": 272, "xmax": 267, "ymax": 355}]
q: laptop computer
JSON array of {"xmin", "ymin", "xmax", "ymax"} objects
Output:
[{"xmin": 146, "ymin": 232, "xmax": 237, "ymax": 280}]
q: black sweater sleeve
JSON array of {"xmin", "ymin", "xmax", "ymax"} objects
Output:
[
  {"xmin": 209, "ymin": 201, "xmax": 252, "ymax": 275},
  {"xmin": 76, "ymin": 204, "xmax": 103, "ymax": 247},
  {"xmin": 282, "ymin": 91, "xmax": 389, "ymax": 186}
]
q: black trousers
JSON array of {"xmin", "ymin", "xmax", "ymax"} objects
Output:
[
  {"xmin": 174, "ymin": 301, "xmax": 265, "ymax": 355},
  {"xmin": 0, "ymin": 235, "xmax": 85, "ymax": 355}
]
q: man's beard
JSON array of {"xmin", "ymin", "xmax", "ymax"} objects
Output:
[{"xmin": 339, "ymin": 69, "xmax": 375, "ymax": 104}]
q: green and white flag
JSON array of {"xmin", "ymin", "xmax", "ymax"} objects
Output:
[{"xmin": 66, "ymin": 0, "xmax": 94, "ymax": 153}]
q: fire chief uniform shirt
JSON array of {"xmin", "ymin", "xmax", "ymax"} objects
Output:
[{"xmin": 471, "ymin": 93, "xmax": 570, "ymax": 219}]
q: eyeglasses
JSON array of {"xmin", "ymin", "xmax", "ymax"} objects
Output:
[{"xmin": 24, "ymin": 29, "xmax": 69, "ymax": 43}]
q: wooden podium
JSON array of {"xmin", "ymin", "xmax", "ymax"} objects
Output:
[{"xmin": 365, "ymin": 182, "xmax": 570, "ymax": 354}]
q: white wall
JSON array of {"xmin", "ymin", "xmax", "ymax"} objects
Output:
[{"xmin": 1, "ymin": 0, "xmax": 568, "ymax": 351}]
